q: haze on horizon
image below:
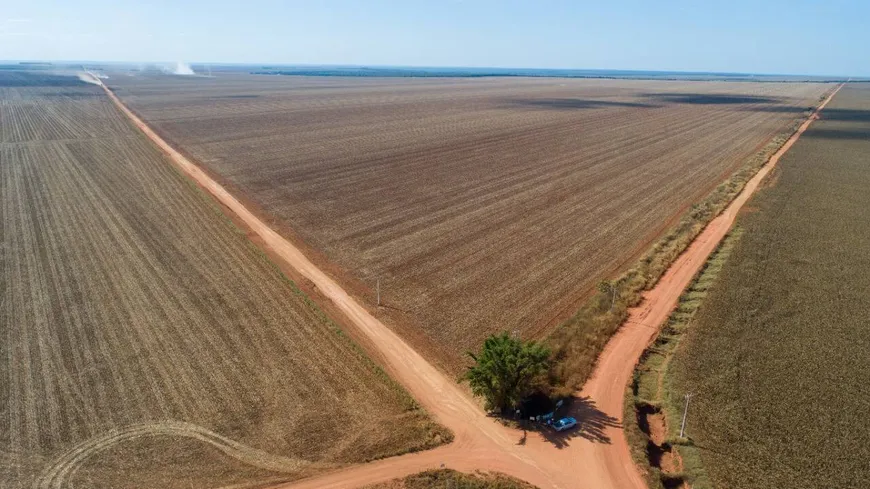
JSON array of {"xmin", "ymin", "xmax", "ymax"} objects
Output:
[{"xmin": 2, "ymin": 0, "xmax": 869, "ymax": 77}]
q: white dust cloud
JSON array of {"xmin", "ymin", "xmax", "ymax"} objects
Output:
[
  {"xmin": 77, "ymin": 72, "xmax": 102, "ymax": 85},
  {"xmin": 173, "ymin": 62, "xmax": 195, "ymax": 75}
]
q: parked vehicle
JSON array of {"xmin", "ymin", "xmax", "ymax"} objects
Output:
[{"xmin": 552, "ymin": 417, "xmax": 577, "ymax": 432}]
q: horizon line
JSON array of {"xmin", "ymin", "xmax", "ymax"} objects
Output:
[{"xmin": 1, "ymin": 59, "xmax": 862, "ymax": 80}]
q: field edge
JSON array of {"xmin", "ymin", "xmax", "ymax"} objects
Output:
[
  {"xmin": 546, "ymin": 84, "xmax": 839, "ymax": 394},
  {"xmin": 624, "ymin": 228, "xmax": 744, "ymax": 489}
]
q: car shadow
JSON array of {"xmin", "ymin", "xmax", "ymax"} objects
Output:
[{"xmin": 525, "ymin": 395, "xmax": 620, "ymax": 449}]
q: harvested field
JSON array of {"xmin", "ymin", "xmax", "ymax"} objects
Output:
[
  {"xmin": 108, "ymin": 74, "xmax": 830, "ymax": 372},
  {"xmin": 665, "ymin": 83, "xmax": 870, "ymax": 489},
  {"xmin": 0, "ymin": 72, "xmax": 446, "ymax": 489}
]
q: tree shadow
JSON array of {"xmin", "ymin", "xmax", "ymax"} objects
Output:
[
  {"xmin": 804, "ymin": 128, "xmax": 870, "ymax": 140},
  {"xmin": 506, "ymin": 98, "xmax": 656, "ymax": 110},
  {"xmin": 741, "ymin": 104, "xmax": 811, "ymax": 113},
  {"xmin": 804, "ymin": 106, "xmax": 870, "ymax": 140},
  {"xmin": 736, "ymin": 105, "xmax": 870, "ymax": 123},
  {"xmin": 643, "ymin": 92, "xmax": 786, "ymax": 105},
  {"xmin": 819, "ymin": 108, "xmax": 870, "ymax": 122},
  {"xmin": 527, "ymin": 395, "xmax": 620, "ymax": 449}
]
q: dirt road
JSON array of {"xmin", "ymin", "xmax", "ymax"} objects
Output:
[{"xmin": 101, "ymin": 80, "xmax": 841, "ymax": 489}]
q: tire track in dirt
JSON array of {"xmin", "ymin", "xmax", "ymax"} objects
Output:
[{"xmin": 34, "ymin": 421, "xmax": 331, "ymax": 489}]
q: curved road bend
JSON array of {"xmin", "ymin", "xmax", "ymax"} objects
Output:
[{"xmin": 100, "ymin": 79, "xmax": 842, "ymax": 489}]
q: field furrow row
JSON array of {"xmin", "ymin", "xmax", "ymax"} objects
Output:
[{"xmin": 111, "ymin": 74, "xmax": 831, "ymax": 371}]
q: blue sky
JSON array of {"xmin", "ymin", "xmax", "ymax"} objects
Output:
[{"xmin": 1, "ymin": 0, "xmax": 868, "ymax": 76}]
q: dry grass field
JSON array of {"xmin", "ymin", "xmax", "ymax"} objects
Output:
[
  {"xmin": 366, "ymin": 469, "xmax": 537, "ymax": 489},
  {"xmin": 0, "ymin": 71, "xmax": 446, "ymax": 489},
  {"xmin": 109, "ymin": 74, "xmax": 829, "ymax": 372},
  {"xmin": 662, "ymin": 83, "xmax": 870, "ymax": 489}
]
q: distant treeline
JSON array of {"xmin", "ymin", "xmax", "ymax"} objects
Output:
[
  {"xmin": 249, "ymin": 66, "xmax": 850, "ymax": 82},
  {"xmin": 251, "ymin": 68, "xmax": 520, "ymax": 78}
]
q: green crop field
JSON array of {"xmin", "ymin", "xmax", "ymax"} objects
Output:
[
  {"xmin": 0, "ymin": 71, "xmax": 446, "ymax": 489},
  {"xmin": 664, "ymin": 83, "xmax": 870, "ymax": 489}
]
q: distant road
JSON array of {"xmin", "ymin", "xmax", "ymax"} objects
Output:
[{"xmin": 100, "ymin": 78, "xmax": 842, "ymax": 489}]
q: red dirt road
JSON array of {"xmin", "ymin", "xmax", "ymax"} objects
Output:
[{"xmin": 101, "ymin": 78, "xmax": 841, "ymax": 489}]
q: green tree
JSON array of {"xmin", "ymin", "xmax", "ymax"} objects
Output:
[{"xmin": 463, "ymin": 332, "xmax": 551, "ymax": 413}]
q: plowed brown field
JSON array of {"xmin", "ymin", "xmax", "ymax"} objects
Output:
[
  {"xmin": 0, "ymin": 72, "xmax": 445, "ymax": 489},
  {"xmin": 109, "ymin": 74, "xmax": 830, "ymax": 372}
]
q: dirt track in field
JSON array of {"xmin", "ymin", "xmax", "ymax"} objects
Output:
[
  {"xmin": 101, "ymin": 80, "xmax": 841, "ymax": 489},
  {"xmin": 35, "ymin": 421, "xmax": 329, "ymax": 489}
]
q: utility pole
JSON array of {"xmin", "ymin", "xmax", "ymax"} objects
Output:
[
  {"xmin": 376, "ymin": 279, "xmax": 380, "ymax": 307},
  {"xmin": 597, "ymin": 280, "xmax": 617, "ymax": 312},
  {"xmin": 610, "ymin": 278, "xmax": 623, "ymax": 311},
  {"xmin": 679, "ymin": 393, "xmax": 694, "ymax": 438}
]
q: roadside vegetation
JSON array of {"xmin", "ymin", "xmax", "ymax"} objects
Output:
[
  {"xmin": 366, "ymin": 469, "xmax": 538, "ymax": 489},
  {"xmin": 0, "ymin": 71, "xmax": 447, "ymax": 489},
  {"xmin": 661, "ymin": 83, "xmax": 870, "ymax": 488},
  {"xmin": 624, "ymin": 229, "xmax": 742, "ymax": 489},
  {"xmin": 464, "ymin": 333, "xmax": 551, "ymax": 414}
]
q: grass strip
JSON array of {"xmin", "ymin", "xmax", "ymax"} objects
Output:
[
  {"xmin": 624, "ymin": 228, "xmax": 743, "ymax": 489},
  {"xmin": 365, "ymin": 469, "xmax": 538, "ymax": 489}
]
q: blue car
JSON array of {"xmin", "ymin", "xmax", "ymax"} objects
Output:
[{"xmin": 552, "ymin": 417, "xmax": 578, "ymax": 432}]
